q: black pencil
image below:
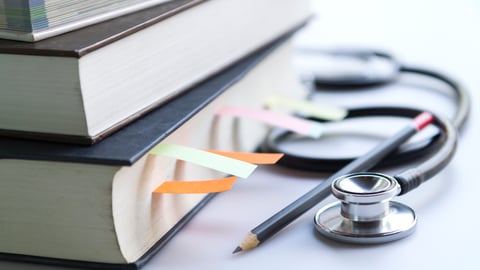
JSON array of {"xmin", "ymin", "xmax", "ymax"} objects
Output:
[{"xmin": 233, "ymin": 112, "xmax": 434, "ymax": 253}]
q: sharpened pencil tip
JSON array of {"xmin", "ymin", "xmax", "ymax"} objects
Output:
[{"xmin": 233, "ymin": 232, "xmax": 260, "ymax": 254}]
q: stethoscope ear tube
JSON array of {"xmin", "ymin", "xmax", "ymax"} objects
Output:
[
  {"xmin": 399, "ymin": 66, "xmax": 470, "ymax": 129},
  {"xmin": 261, "ymin": 51, "xmax": 470, "ymax": 174},
  {"xmin": 259, "ymin": 107, "xmax": 446, "ymax": 172}
]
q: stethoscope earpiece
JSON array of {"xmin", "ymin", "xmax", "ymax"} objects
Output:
[{"xmin": 314, "ymin": 172, "xmax": 417, "ymax": 244}]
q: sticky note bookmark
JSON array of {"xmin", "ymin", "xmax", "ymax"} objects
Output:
[
  {"xmin": 149, "ymin": 146, "xmax": 284, "ymax": 194},
  {"xmin": 216, "ymin": 106, "xmax": 323, "ymax": 138},
  {"xmin": 207, "ymin": 150, "xmax": 284, "ymax": 164},
  {"xmin": 154, "ymin": 176, "xmax": 238, "ymax": 194},
  {"xmin": 149, "ymin": 143, "xmax": 257, "ymax": 178},
  {"xmin": 264, "ymin": 96, "xmax": 348, "ymax": 120}
]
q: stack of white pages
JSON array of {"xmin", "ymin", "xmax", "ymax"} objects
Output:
[{"xmin": 0, "ymin": 0, "xmax": 172, "ymax": 41}]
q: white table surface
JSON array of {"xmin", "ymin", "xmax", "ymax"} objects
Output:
[{"xmin": 147, "ymin": 1, "xmax": 480, "ymax": 269}]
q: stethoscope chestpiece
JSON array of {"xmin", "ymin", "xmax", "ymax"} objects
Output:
[{"xmin": 314, "ymin": 172, "xmax": 417, "ymax": 244}]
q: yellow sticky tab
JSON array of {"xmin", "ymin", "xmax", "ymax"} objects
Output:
[
  {"xmin": 264, "ymin": 96, "xmax": 347, "ymax": 120},
  {"xmin": 149, "ymin": 143, "xmax": 257, "ymax": 178},
  {"xmin": 153, "ymin": 176, "xmax": 238, "ymax": 194},
  {"xmin": 206, "ymin": 150, "xmax": 284, "ymax": 164}
]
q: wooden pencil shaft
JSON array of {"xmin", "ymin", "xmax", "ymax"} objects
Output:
[{"xmin": 253, "ymin": 123, "xmax": 417, "ymax": 241}]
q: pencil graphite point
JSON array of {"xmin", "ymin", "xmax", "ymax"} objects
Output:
[{"xmin": 233, "ymin": 232, "xmax": 260, "ymax": 254}]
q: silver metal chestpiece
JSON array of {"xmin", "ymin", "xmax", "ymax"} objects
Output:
[{"xmin": 314, "ymin": 172, "xmax": 417, "ymax": 244}]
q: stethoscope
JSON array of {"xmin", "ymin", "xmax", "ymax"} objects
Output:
[{"xmin": 259, "ymin": 49, "xmax": 470, "ymax": 244}]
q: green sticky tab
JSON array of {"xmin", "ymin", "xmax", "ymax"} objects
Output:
[
  {"xmin": 264, "ymin": 96, "xmax": 347, "ymax": 120},
  {"xmin": 149, "ymin": 143, "xmax": 257, "ymax": 178}
]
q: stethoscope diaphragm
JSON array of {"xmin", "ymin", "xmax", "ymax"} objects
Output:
[{"xmin": 314, "ymin": 172, "xmax": 417, "ymax": 244}]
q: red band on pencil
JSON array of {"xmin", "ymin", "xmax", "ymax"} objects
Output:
[{"xmin": 413, "ymin": 112, "xmax": 434, "ymax": 130}]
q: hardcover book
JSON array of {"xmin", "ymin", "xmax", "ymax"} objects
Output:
[
  {"xmin": 0, "ymin": 33, "xmax": 307, "ymax": 269},
  {"xmin": 0, "ymin": 0, "xmax": 310, "ymax": 144}
]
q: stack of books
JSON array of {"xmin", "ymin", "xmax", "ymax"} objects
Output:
[{"xmin": 0, "ymin": 0, "xmax": 311, "ymax": 269}]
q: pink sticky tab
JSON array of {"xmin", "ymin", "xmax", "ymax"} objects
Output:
[{"xmin": 216, "ymin": 106, "xmax": 323, "ymax": 138}]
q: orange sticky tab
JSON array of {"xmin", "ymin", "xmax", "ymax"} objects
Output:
[
  {"xmin": 206, "ymin": 150, "xmax": 284, "ymax": 164},
  {"xmin": 153, "ymin": 176, "xmax": 238, "ymax": 194}
]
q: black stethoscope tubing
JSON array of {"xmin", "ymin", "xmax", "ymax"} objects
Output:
[
  {"xmin": 259, "ymin": 106, "xmax": 445, "ymax": 172},
  {"xmin": 259, "ymin": 53, "xmax": 470, "ymax": 173},
  {"xmin": 398, "ymin": 66, "xmax": 469, "ymax": 129}
]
